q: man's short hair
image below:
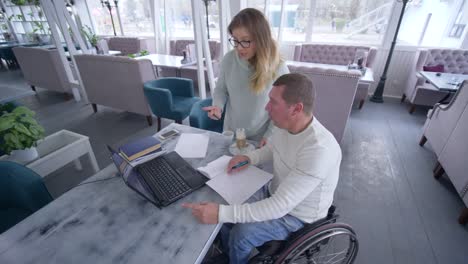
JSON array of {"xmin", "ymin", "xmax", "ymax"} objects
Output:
[{"xmin": 272, "ymin": 73, "xmax": 315, "ymax": 115}]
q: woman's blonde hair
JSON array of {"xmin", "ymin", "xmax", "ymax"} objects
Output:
[{"xmin": 228, "ymin": 8, "xmax": 281, "ymax": 94}]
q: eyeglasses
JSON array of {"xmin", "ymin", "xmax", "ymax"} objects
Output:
[{"xmin": 229, "ymin": 38, "xmax": 252, "ymax": 48}]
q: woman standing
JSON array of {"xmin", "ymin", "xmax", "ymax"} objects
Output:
[{"xmin": 203, "ymin": 8, "xmax": 289, "ymax": 146}]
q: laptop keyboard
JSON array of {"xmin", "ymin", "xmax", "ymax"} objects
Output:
[{"xmin": 138, "ymin": 158, "xmax": 191, "ymax": 202}]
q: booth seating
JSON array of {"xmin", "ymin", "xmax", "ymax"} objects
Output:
[
  {"xmin": 13, "ymin": 47, "xmax": 71, "ymax": 97},
  {"xmin": 403, "ymin": 48, "xmax": 468, "ymax": 113},
  {"xmin": 419, "ymin": 82, "xmax": 468, "ymax": 224},
  {"xmin": 289, "ymin": 65, "xmax": 361, "ymax": 143},
  {"xmin": 293, "ymin": 43, "xmax": 377, "ymax": 109},
  {"xmin": 107, "ymin": 37, "xmax": 146, "ymax": 56},
  {"xmin": 74, "ymin": 54, "xmax": 156, "ymax": 126},
  {"xmin": 162, "ymin": 39, "xmax": 221, "ymax": 88}
]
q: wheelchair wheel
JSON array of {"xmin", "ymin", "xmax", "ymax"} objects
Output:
[{"xmin": 274, "ymin": 223, "xmax": 358, "ymax": 264}]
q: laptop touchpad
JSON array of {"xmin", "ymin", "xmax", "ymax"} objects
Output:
[{"xmin": 177, "ymin": 166, "xmax": 207, "ymax": 187}]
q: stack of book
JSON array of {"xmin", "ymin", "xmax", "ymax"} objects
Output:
[{"xmin": 119, "ymin": 136, "xmax": 162, "ymax": 162}]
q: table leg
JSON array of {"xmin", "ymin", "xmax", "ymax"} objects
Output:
[
  {"xmin": 73, "ymin": 159, "xmax": 83, "ymax": 171},
  {"xmin": 88, "ymin": 150, "xmax": 100, "ymax": 173}
]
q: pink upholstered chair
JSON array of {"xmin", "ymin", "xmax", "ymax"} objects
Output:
[
  {"xmin": 293, "ymin": 43, "xmax": 377, "ymax": 109},
  {"xmin": 161, "ymin": 39, "xmax": 221, "ymax": 87},
  {"xmin": 107, "ymin": 37, "xmax": 146, "ymax": 55},
  {"xmin": 419, "ymin": 82, "xmax": 468, "ymax": 157},
  {"xmin": 403, "ymin": 48, "xmax": 468, "ymax": 113},
  {"xmin": 13, "ymin": 47, "xmax": 71, "ymax": 97},
  {"xmin": 74, "ymin": 54, "xmax": 156, "ymax": 126},
  {"xmin": 430, "ymin": 85, "xmax": 468, "ymax": 224},
  {"xmin": 289, "ymin": 65, "xmax": 361, "ymax": 143}
]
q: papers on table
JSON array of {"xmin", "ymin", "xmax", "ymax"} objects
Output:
[
  {"xmin": 197, "ymin": 155, "xmax": 232, "ymax": 179},
  {"xmin": 174, "ymin": 133, "xmax": 209, "ymax": 158},
  {"xmin": 201, "ymin": 155, "xmax": 273, "ymax": 205}
]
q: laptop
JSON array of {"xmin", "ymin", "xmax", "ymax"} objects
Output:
[{"xmin": 107, "ymin": 145, "xmax": 207, "ymax": 208}]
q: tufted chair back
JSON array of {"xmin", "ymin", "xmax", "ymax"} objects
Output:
[
  {"xmin": 108, "ymin": 37, "xmax": 146, "ymax": 55},
  {"xmin": 403, "ymin": 48, "xmax": 468, "ymax": 111},
  {"xmin": 416, "ymin": 49, "xmax": 468, "ymax": 74},
  {"xmin": 289, "ymin": 65, "xmax": 361, "ymax": 142},
  {"xmin": 169, "ymin": 39, "xmax": 221, "ymax": 61},
  {"xmin": 293, "ymin": 43, "xmax": 377, "ymax": 68}
]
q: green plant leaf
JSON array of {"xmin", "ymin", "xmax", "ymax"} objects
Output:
[
  {"xmin": 14, "ymin": 123, "xmax": 32, "ymax": 137},
  {"xmin": 13, "ymin": 106, "xmax": 35, "ymax": 117},
  {"xmin": 0, "ymin": 118, "xmax": 15, "ymax": 132},
  {"xmin": 19, "ymin": 116, "xmax": 36, "ymax": 125},
  {"xmin": 4, "ymin": 133, "xmax": 20, "ymax": 147}
]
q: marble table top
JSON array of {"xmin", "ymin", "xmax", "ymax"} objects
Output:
[
  {"xmin": 0, "ymin": 124, "xmax": 231, "ymax": 264},
  {"xmin": 286, "ymin": 60, "xmax": 375, "ymax": 84},
  {"xmin": 136, "ymin": 54, "xmax": 196, "ymax": 69}
]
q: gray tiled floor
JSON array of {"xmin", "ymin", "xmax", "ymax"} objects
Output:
[{"xmin": 1, "ymin": 69, "xmax": 467, "ymax": 263}]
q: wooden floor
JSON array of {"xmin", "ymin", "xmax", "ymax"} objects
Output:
[{"xmin": 1, "ymin": 69, "xmax": 467, "ymax": 263}]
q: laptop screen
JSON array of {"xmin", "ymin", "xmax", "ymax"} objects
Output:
[{"xmin": 107, "ymin": 145, "xmax": 158, "ymax": 204}]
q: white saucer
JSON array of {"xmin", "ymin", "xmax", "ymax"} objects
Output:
[{"xmin": 229, "ymin": 142, "xmax": 255, "ymax": 155}]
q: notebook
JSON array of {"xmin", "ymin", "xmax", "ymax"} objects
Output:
[
  {"xmin": 119, "ymin": 136, "xmax": 161, "ymax": 161},
  {"xmin": 108, "ymin": 145, "xmax": 207, "ymax": 208},
  {"xmin": 199, "ymin": 155, "xmax": 273, "ymax": 205}
]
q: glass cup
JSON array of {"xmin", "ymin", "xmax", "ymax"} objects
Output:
[
  {"xmin": 222, "ymin": 130, "xmax": 234, "ymax": 142},
  {"xmin": 236, "ymin": 128, "xmax": 246, "ymax": 149}
]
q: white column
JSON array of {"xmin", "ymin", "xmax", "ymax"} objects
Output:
[
  {"xmin": 40, "ymin": 0, "xmax": 89, "ymax": 102},
  {"xmin": 191, "ymin": 0, "xmax": 206, "ymax": 99},
  {"xmin": 277, "ymin": 0, "xmax": 288, "ymax": 42},
  {"xmin": 305, "ymin": 0, "xmax": 316, "ymax": 42},
  {"xmin": 150, "ymin": 0, "xmax": 162, "ymax": 53},
  {"xmin": 218, "ymin": 0, "xmax": 229, "ymax": 57},
  {"xmin": 199, "ymin": 3, "xmax": 215, "ymax": 94}
]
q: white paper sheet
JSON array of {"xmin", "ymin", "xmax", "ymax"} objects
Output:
[
  {"xmin": 174, "ymin": 133, "xmax": 209, "ymax": 158},
  {"xmin": 197, "ymin": 155, "xmax": 232, "ymax": 179},
  {"xmin": 205, "ymin": 161, "xmax": 273, "ymax": 205}
]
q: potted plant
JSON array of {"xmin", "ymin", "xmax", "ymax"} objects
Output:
[
  {"xmin": 0, "ymin": 104, "xmax": 45, "ymax": 162},
  {"xmin": 81, "ymin": 25, "xmax": 99, "ymax": 52}
]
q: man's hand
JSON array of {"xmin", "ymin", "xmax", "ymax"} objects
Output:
[
  {"xmin": 182, "ymin": 202, "xmax": 219, "ymax": 224},
  {"xmin": 258, "ymin": 138, "xmax": 267, "ymax": 148},
  {"xmin": 227, "ymin": 155, "xmax": 250, "ymax": 174},
  {"xmin": 202, "ymin": 106, "xmax": 222, "ymax": 120}
]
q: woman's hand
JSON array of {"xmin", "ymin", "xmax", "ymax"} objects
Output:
[
  {"xmin": 202, "ymin": 106, "xmax": 222, "ymax": 120},
  {"xmin": 258, "ymin": 138, "xmax": 267, "ymax": 148}
]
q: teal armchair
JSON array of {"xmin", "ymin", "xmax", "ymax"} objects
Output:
[
  {"xmin": 0, "ymin": 161, "xmax": 53, "ymax": 234},
  {"xmin": 189, "ymin": 98, "xmax": 224, "ymax": 133},
  {"xmin": 143, "ymin": 77, "xmax": 200, "ymax": 131}
]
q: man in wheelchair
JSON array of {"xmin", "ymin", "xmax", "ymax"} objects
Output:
[{"xmin": 183, "ymin": 73, "xmax": 343, "ymax": 264}]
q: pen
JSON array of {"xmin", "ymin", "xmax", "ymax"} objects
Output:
[{"xmin": 231, "ymin": 160, "xmax": 249, "ymax": 170}]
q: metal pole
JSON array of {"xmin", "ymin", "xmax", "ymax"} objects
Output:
[
  {"xmin": 204, "ymin": 0, "xmax": 210, "ymax": 39},
  {"xmin": 370, "ymin": 0, "xmax": 411, "ymax": 103},
  {"xmin": 106, "ymin": 4, "xmax": 117, "ymax": 36}
]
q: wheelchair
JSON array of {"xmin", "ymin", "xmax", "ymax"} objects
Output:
[{"xmin": 248, "ymin": 206, "xmax": 359, "ymax": 264}]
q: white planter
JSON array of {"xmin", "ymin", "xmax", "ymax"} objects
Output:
[{"xmin": 9, "ymin": 147, "xmax": 39, "ymax": 163}]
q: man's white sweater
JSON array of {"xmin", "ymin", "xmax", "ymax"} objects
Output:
[{"xmin": 218, "ymin": 119, "xmax": 342, "ymax": 224}]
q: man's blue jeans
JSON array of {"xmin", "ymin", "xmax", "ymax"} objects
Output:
[{"xmin": 219, "ymin": 186, "xmax": 304, "ymax": 264}]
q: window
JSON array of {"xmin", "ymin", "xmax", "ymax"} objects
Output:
[
  {"xmin": 310, "ymin": 0, "xmax": 392, "ymax": 45},
  {"xmin": 119, "ymin": 0, "xmax": 153, "ymax": 36},
  {"xmin": 205, "ymin": 0, "xmax": 219, "ymax": 39},
  {"xmin": 87, "ymin": 0, "xmax": 120, "ymax": 36},
  {"xmin": 399, "ymin": 0, "xmax": 468, "ymax": 47},
  {"xmin": 165, "ymin": 0, "xmax": 194, "ymax": 39},
  {"xmin": 245, "ymin": 0, "xmax": 393, "ymax": 45}
]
